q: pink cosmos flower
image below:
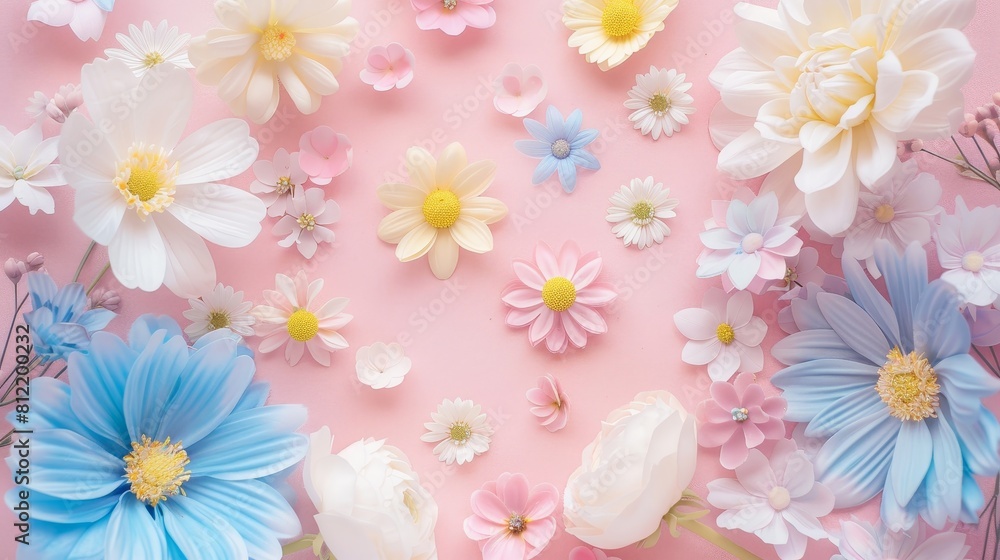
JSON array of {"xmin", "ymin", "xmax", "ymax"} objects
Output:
[
  {"xmin": 464, "ymin": 473, "xmax": 559, "ymax": 560},
  {"xmin": 526, "ymin": 374, "xmax": 569, "ymax": 432},
  {"xmin": 697, "ymin": 372, "xmax": 786, "ymax": 469},
  {"xmin": 273, "ymin": 188, "xmax": 341, "ymax": 259},
  {"xmin": 251, "ymin": 148, "xmax": 308, "ymax": 218},
  {"xmin": 411, "ymin": 0, "xmax": 496, "ymax": 36},
  {"xmin": 360, "ymin": 43, "xmax": 415, "ymax": 91},
  {"xmin": 502, "ymin": 242, "xmax": 617, "ymax": 354},
  {"xmin": 298, "ymin": 126, "xmax": 352, "ymax": 186},
  {"xmin": 568, "ymin": 548, "xmax": 621, "ymax": 560},
  {"xmin": 28, "ymin": 0, "xmax": 108, "ymax": 41},
  {"xmin": 494, "ymin": 63, "xmax": 547, "ymax": 118}
]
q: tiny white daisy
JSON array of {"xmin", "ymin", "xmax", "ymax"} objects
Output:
[
  {"xmin": 420, "ymin": 398, "xmax": 493, "ymax": 465},
  {"xmin": 606, "ymin": 176, "xmax": 679, "ymax": 249},
  {"xmin": 182, "ymin": 283, "xmax": 256, "ymax": 342},
  {"xmin": 105, "ymin": 20, "xmax": 194, "ymax": 77},
  {"xmin": 624, "ymin": 67, "xmax": 695, "ymax": 140}
]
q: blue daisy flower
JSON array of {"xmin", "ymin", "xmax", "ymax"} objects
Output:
[
  {"xmin": 23, "ymin": 271, "xmax": 116, "ymax": 364},
  {"xmin": 6, "ymin": 315, "xmax": 307, "ymax": 559},
  {"xmin": 772, "ymin": 242, "xmax": 1000, "ymax": 531},
  {"xmin": 514, "ymin": 105, "xmax": 600, "ymax": 193}
]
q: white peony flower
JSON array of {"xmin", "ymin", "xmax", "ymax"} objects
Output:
[
  {"xmin": 709, "ymin": 0, "xmax": 976, "ymax": 235},
  {"xmin": 356, "ymin": 342, "xmax": 411, "ymax": 389},
  {"xmin": 563, "ymin": 391, "xmax": 697, "ymax": 549},
  {"xmin": 304, "ymin": 427, "xmax": 439, "ymax": 560}
]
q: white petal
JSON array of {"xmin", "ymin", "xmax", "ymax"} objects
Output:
[
  {"xmin": 167, "ymin": 183, "xmax": 265, "ymax": 248},
  {"xmin": 172, "ymin": 119, "xmax": 258, "ymax": 184},
  {"xmin": 109, "ymin": 213, "xmax": 167, "ymax": 292}
]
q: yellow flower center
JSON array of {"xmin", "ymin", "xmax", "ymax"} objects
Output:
[
  {"xmin": 422, "ymin": 190, "xmax": 461, "ymax": 229},
  {"xmin": 449, "ymin": 421, "xmax": 472, "ymax": 443},
  {"xmin": 123, "ymin": 435, "xmax": 191, "ymax": 507},
  {"xmin": 143, "ymin": 51, "xmax": 165, "ymax": 68},
  {"xmin": 114, "ymin": 144, "xmax": 179, "ymax": 217},
  {"xmin": 876, "ymin": 348, "xmax": 940, "ymax": 422},
  {"xmin": 275, "ymin": 176, "xmax": 294, "ymax": 195},
  {"xmin": 287, "ymin": 309, "xmax": 319, "ymax": 342},
  {"xmin": 259, "ymin": 25, "xmax": 296, "ymax": 62},
  {"xmin": 631, "ymin": 201, "xmax": 655, "ymax": 225},
  {"xmin": 963, "ymin": 251, "xmax": 985, "ymax": 273},
  {"xmin": 601, "ymin": 0, "xmax": 641, "ymax": 38},
  {"xmin": 541, "ymin": 277, "xmax": 577, "ymax": 312},
  {"xmin": 297, "ymin": 213, "xmax": 316, "ymax": 231},
  {"xmin": 783, "ymin": 266, "xmax": 798, "ymax": 288},
  {"xmin": 649, "ymin": 92, "xmax": 670, "ymax": 115},
  {"xmin": 207, "ymin": 311, "xmax": 231, "ymax": 331},
  {"xmin": 507, "ymin": 514, "xmax": 528, "ymax": 535},
  {"xmin": 716, "ymin": 323, "xmax": 735, "ymax": 344},
  {"xmin": 767, "ymin": 486, "xmax": 791, "ymax": 511},
  {"xmin": 443, "ymin": 0, "xmax": 457, "ymax": 8},
  {"xmin": 875, "ymin": 204, "xmax": 895, "ymax": 224}
]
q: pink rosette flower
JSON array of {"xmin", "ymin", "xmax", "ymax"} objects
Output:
[
  {"xmin": 412, "ymin": 0, "xmax": 496, "ymax": 36},
  {"xmin": 569, "ymin": 548, "xmax": 620, "ymax": 560},
  {"xmin": 463, "ymin": 472, "xmax": 559, "ymax": 560},
  {"xmin": 494, "ymin": 63, "xmax": 547, "ymax": 118},
  {"xmin": 697, "ymin": 372, "xmax": 786, "ymax": 469},
  {"xmin": 299, "ymin": 126, "xmax": 352, "ymax": 186},
  {"xmin": 360, "ymin": 43, "xmax": 415, "ymax": 91},
  {"xmin": 272, "ymin": 188, "xmax": 341, "ymax": 259},
  {"xmin": 502, "ymin": 242, "xmax": 617, "ymax": 354},
  {"xmin": 526, "ymin": 374, "xmax": 569, "ymax": 432},
  {"xmin": 251, "ymin": 148, "xmax": 308, "ymax": 218}
]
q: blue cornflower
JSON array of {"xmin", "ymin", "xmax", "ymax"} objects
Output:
[
  {"xmin": 23, "ymin": 271, "xmax": 115, "ymax": 363},
  {"xmin": 515, "ymin": 105, "xmax": 600, "ymax": 193},
  {"xmin": 772, "ymin": 242, "xmax": 1000, "ymax": 531},
  {"xmin": 6, "ymin": 315, "xmax": 306, "ymax": 559}
]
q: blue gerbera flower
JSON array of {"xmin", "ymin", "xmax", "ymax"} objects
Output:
[
  {"xmin": 514, "ymin": 105, "xmax": 600, "ymax": 193},
  {"xmin": 23, "ymin": 271, "xmax": 116, "ymax": 363},
  {"xmin": 772, "ymin": 242, "xmax": 1000, "ymax": 531},
  {"xmin": 6, "ymin": 315, "xmax": 306, "ymax": 559}
]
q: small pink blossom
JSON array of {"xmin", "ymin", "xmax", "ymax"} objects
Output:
[
  {"xmin": 568, "ymin": 548, "xmax": 620, "ymax": 560},
  {"xmin": 464, "ymin": 473, "xmax": 559, "ymax": 560},
  {"xmin": 360, "ymin": 43, "xmax": 415, "ymax": 91},
  {"xmin": 411, "ymin": 0, "xmax": 496, "ymax": 36},
  {"xmin": 250, "ymin": 148, "xmax": 308, "ymax": 217},
  {"xmin": 298, "ymin": 126, "xmax": 353, "ymax": 186},
  {"xmin": 526, "ymin": 375, "xmax": 569, "ymax": 432},
  {"xmin": 697, "ymin": 372, "xmax": 786, "ymax": 469},
  {"xmin": 673, "ymin": 288, "xmax": 767, "ymax": 381},
  {"xmin": 493, "ymin": 63, "xmax": 547, "ymax": 117},
  {"xmin": 273, "ymin": 188, "xmax": 341, "ymax": 259},
  {"xmin": 765, "ymin": 247, "xmax": 827, "ymax": 293}
]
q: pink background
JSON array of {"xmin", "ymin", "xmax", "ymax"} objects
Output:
[{"xmin": 1, "ymin": 0, "xmax": 999, "ymax": 558}]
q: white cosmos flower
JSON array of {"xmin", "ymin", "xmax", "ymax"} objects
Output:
[
  {"xmin": 105, "ymin": 21, "xmax": 194, "ymax": 77},
  {"xmin": 606, "ymin": 176, "xmax": 678, "ymax": 249},
  {"xmin": 189, "ymin": 0, "xmax": 359, "ymax": 124},
  {"xmin": 709, "ymin": 0, "xmax": 976, "ymax": 235},
  {"xmin": 0, "ymin": 124, "xmax": 65, "ymax": 215},
  {"xmin": 420, "ymin": 398, "xmax": 493, "ymax": 465},
  {"xmin": 182, "ymin": 283, "xmax": 256, "ymax": 341},
  {"xmin": 59, "ymin": 59, "xmax": 264, "ymax": 297},
  {"xmin": 624, "ymin": 67, "xmax": 695, "ymax": 140}
]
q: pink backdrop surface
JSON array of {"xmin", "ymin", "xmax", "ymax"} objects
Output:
[{"xmin": 1, "ymin": 0, "xmax": 999, "ymax": 558}]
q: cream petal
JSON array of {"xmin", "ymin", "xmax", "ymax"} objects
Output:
[
  {"xmin": 376, "ymin": 183, "xmax": 425, "ymax": 210},
  {"xmin": 449, "ymin": 217, "xmax": 493, "ymax": 253},
  {"xmin": 718, "ymin": 128, "xmax": 800, "ymax": 180},
  {"xmin": 795, "ymin": 129, "xmax": 852, "ymax": 194},
  {"xmin": 804, "ymin": 170, "xmax": 861, "ymax": 236},
  {"xmin": 428, "ymin": 233, "xmax": 460, "ymax": 280},
  {"xmin": 459, "ymin": 197, "xmax": 507, "ymax": 224},
  {"xmin": 435, "ymin": 143, "xmax": 468, "ymax": 188},
  {"xmin": 245, "ymin": 66, "xmax": 280, "ymax": 124},
  {"xmin": 395, "ymin": 223, "xmax": 437, "ymax": 262},
  {"xmin": 405, "ymin": 147, "xmax": 436, "ymax": 192},
  {"xmin": 451, "ymin": 160, "xmax": 497, "ymax": 199},
  {"xmin": 377, "ymin": 208, "xmax": 425, "ymax": 244}
]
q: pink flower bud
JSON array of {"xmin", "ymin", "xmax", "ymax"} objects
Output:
[
  {"xmin": 976, "ymin": 107, "xmax": 992, "ymax": 121},
  {"xmin": 993, "ymin": 92, "xmax": 1000, "ymax": 107},
  {"xmin": 959, "ymin": 120, "xmax": 979, "ymax": 138},
  {"xmin": 4, "ymin": 258, "xmax": 23, "ymax": 283},
  {"xmin": 45, "ymin": 102, "xmax": 67, "ymax": 124},
  {"xmin": 24, "ymin": 252, "xmax": 44, "ymax": 271},
  {"xmin": 88, "ymin": 288, "xmax": 121, "ymax": 312},
  {"xmin": 909, "ymin": 139, "xmax": 923, "ymax": 152}
]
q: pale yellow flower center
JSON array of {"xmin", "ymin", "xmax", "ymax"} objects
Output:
[
  {"xmin": 875, "ymin": 204, "xmax": 895, "ymax": 224},
  {"xmin": 275, "ymin": 176, "xmax": 294, "ymax": 195},
  {"xmin": 207, "ymin": 311, "xmax": 231, "ymax": 331},
  {"xmin": 297, "ymin": 213, "xmax": 316, "ymax": 231},
  {"xmin": 449, "ymin": 421, "xmax": 472, "ymax": 443},
  {"xmin": 124, "ymin": 435, "xmax": 191, "ymax": 507},
  {"xmin": 631, "ymin": 201, "xmax": 655, "ymax": 225},
  {"xmin": 783, "ymin": 266, "xmax": 798, "ymax": 288},
  {"xmin": 287, "ymin": 309, "xmax": 319, "ymax": 342},
  {"xmin": 259, "ymin": 25, "xmax": 296, "ymax": 62},
  {"xmin": 114, "ymin": 144, "xmax": 178, "ymax": 217},
  {"xmin": 550, "ymin": 139, "xmax": 571, "ymax": 159},
  {"xmin": 443, "ymin": 0, "xmax": 457, "ymax": 8},
  {"xmin": 649, "ymin": 92, "xmax": 670, "ymax": 115},
  {"xmin": 963, "ymin": 251, "xmax": 985, "ymax": 273},
  {"xmin": 541, "ymin": 277, "xmax": 577, "ymax": 312},
  {"xmin": 422, "ymin": 190, "xmax": 461, "ymax": 229},
  {"xmin": 768, "ymin": 486, "xmax": 791, "ymax": 511},
  {"xmin": 143, "ymin": 51, "xmax": 165, "ymax": 68},
  {"xmin": 876, "ymin": 348, "xmax": 940, "ymax": 422},
  {"xmin": 716, "ymin": 323, "xmax": 735, "ymax": 345},
  {"xmin": 507, "ymin": 514, "xmax": 528, "ymax": 535},
  {"xmin": 602, "ymin": 0, "xmax": 640, "ymax": 38}
]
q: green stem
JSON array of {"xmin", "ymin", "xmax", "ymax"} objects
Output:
[
  {"xmin": 676, "ymin": 518, "xmax": 764, "ymax": 560},
  {"xmin": 73, "ymin": 241, "xmax": 97, "ymax": 283},
  {"xmin": 86, "ymin": 263, "xmax": 111, "ymax": 296},
  {"xmin": 281, "ymin": 535, "xmax": 318, "ymax": 556}
]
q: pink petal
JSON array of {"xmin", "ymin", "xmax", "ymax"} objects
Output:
[
  {"xmin": 528, "ymin": 307, "xmax": 555, "ymax": 344},
  {"xmin": 506, "ymin": 306, "xmax": 543, "ymax": 328},
  {"xmin": 699, "ymin": 419, "xmax": 739, "ymax": 448},
  {"xmin": 710, "ymin": 380, "xmax": 741, "ymax": 410},
  {"xmin": 720, "ymin": 433, "xmax": 751, "ymax": 469},
  {"xmin": 497, "ymin": 473, "xmax": 529, "ymax": 513},
  {"xmin": 571, "ymin": 253, "xmax": 603, "ymax": 288},
  {"xmin": 544, "ymin": 323, "xmax": 568, "ymax": 353},
  {"xmin": 482, "ymin": 533, "xmax": 525, "ymax": 560},
  {"xmin": 567, "ymin": 304, "xmax": 607, "ymax": 334},
  {"xmin": 558, "ymin": 243, "xmax": 582, "ymax": 278},
  {"xmin": 512, "ymin": 260, "xmax": 546, "ymax": 290},
  {"xmin": 471, "ymin": 489, "xmax": 510, "ymax": 523},
  {"xmin": 561, "ymin": 312, "xmax": 589, "ymax": 349},
  {"xmin": 574, "ymin": 284, "xmax": 617, "ymax": 306},
  {"xmin": 534, "ymin": 243, "xmax": 559, "ymax": 278},
  {"xmin": 502, "ymin": 287, "xmax": 543, "ymax": 309}
]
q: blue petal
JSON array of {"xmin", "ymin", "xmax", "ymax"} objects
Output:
[
  {"xmin": 771, "ymin": 359, "xmax": 878, "ymax": 421},
  {"xmin": 815, "ymin": 411, "xmax": 898, "ymax": 508},
  {"xmin": 772, "ymin": 330, "xmax": 873, "ymax": 366},
  {"xmin": 934, "ymin": 354, "xmax": 1000, "ymax": 419},
  {"xmin": 16, "ymin": 378, "xmax": 95, "ymax": 437},
  {"xmin": 788, "ymin": 296, "xmax": 832, "ymax": 331},
  {"xmin": 91, "ymin": 0, "xmax": 114, "ymax": 10},
  {"xmin": 161, "ymin": 495, "xmax": 247, "ymax": 559},
  {"xmin": 563, "ymin": 108, "xmax": 583, "ymax": 140},
  {"xmin": 514, "ymin": 139, "xmax": 552, "ymax": 158},
  {"xmin": 523, "ymin": 117, "xmax": 556, "ymax": 144},
  {"xmin": 128, "ymin": 315, "xmax": 183, "ymax": 351},
  {"xmin": 959, "ymin": 469, "xmax": 985, "ymax": 523},
  {"xmin": 946, "ymin": 401, "xmax": 1000, "ymax": 474},
  {"xmin": 76, "ymin": 308, "xmax": 116, "ymax": 334},
  {"xmin": 186, "ymin": 405, "xmax": 307, "ymax": 480},
  {"xmin": 886, "ymin": 420, "xmax": 932, "ymax": 507},
  {"xmin": 9, "ymin": 487, "xmax": 120, "ymax": 524},
  {"xmin": 570, "ymin": 148, "xmax": 600, "ymax": 170},
  {"xmin": 183, "ymin": 478, "xmax": 300, "ymax": 559},
  {"xmin": 106, "ymin": 494, "xmax": 166, "ymax": 559},
  {"xmin": 805, "ymin": 387, "xmax": 887, "ymax": 438},
  {"xmin": 816, "ymin": 292, "xmax": 891, "ymax": 364},
  {"xmin": 570, "ymin": 128, "xmax": 599, "ymax": 150},
  {"xmin": 556, "ymin": 158, "xmax": 577, "ymax": 193},
  {"xmin": 51, "ymin": 282, "xmax": 87, "ymax": 322},
  {"xmin": 914, "ymin": 280, "xmax": 970, "ymax": 362},
  {"xmin": 874, "ymin": 242, "xmax": 928, "ymax": 350},
  {"xmin": 531, "ymin": 156, "xmax": 558, "ymax": 184},
  {"xmin": 23, "ymin": 518, "xmax": 109, "ymax": 560},
  {"xmin": 15, "ymin": 429, "xmax": 123, "ymax": 500},
  {"xmin": 47, "ymin": 322, "xmax": 90, "ymax": 354},
  {"xmin": 26, "ymin": 271, "xmax": 57, "ymax": 310},
  {"xmin": 880, "ymin": 471, "xmax": 918, "ymax": 532},
  {"xmin": 232, "ymin": 382, "xmax": 270, "ymax": 413},
  {"xmin": 922, "ymin": 416, "xmax": 963, "ymax": 528},
  {"xmin": 193, "ymin": 328, "xmax": 253, "ymax": 358},
  {"xmin": 69, "ymin": 332, "xmax": 137, "ymax": 451},
  {"xmin": 843, "ymin": 257, "xmax": 900, "ymax": 347},
  {"xmin": 545, "ymin": 105, "xmax": 567, "ymax": 139},
  {"xmin": 123, "ymin": 331, "xmax": 188, "ymax": 443}
]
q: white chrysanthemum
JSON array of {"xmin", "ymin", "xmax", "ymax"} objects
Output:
[
  {"xmin": 606, "ymin": 176, "xmax": 678, "ymax": 249},
  {"xmin": 624, "ymin": 67, "xmax": 695, "ymax": 139},
  {"xmin": 189, "ymin": 0, "xmax": 359, "ymax": 124},
  {"xmin": 183, "ymin": 283, "xmax": 256, "ymax": 341},
  {"xmin": 562, "ymin": 0, "xmax": 679, "ymax": 71},
  {"xmin": 420, "ymin": 398, "xmax": 493, "ymax": 465},
  {"xmin": 105, "ymin": 21, "xmax": 194, "ymax": 77}
]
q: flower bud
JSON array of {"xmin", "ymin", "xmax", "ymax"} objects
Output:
[
  {"xmin": 3, "ymin": 258, "xmax": 23, "ymax": 283},
  {"xmin": 88, "ymin": 288, "xmax": 122, "ymax": 312},
  {"xmin": 24, "ymin": 252, "xmax": 44, "ymax": 271},
  {"xmin": 45, "ymin": 102, "xmax": 67, "ymax": 124}
]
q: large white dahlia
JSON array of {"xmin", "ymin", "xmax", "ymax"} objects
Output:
[{"xmin": 709, "ymin": 0, "xmax": 975, "ymax": 235}]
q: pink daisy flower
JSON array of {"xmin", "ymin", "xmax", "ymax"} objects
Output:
[
  {"xmin": 298, "ymin": 126, "xmax": 352, "ymax": 186},
  {"xmin": 360, "ymin": 43, "xmax": 415, "ymax": 91},
  {"xmin": 502, "ymin": 242, "xmax": 616, "ymax": 354},
  {"xmin": 251, "ymin": 148, "xmax": 308, "ymax": 218},
  {"xmin": 526, "ymin": 374, "xmax": 569, "ymax": 432},
  {"xmin": 411, "ymin": 0, "xmax": 496, "ymax": 36},
  {"xmin": 272, "ymin": 188, "xmax": 341, "ymax": 259},
  {"xmin": 464, "ymin": 472, "xmax": 559, "ymax": 560},
  {"xmin": 697, "ymin": 372, "xmax": 786, "ymax": 469}
]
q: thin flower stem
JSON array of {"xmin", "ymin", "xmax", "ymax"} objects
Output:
[
  {"xmin": 675, "ymin": 518, "xmax": 764, "ymax": 560},
  {"xmin": 36, "ymin": 362, "xmax": 53, "ymax": 378},
  {"xmin": 921, "ymin": 147, "xmax": 1000, "ymax": 189},
  {"xmin": 0, "ymin": 356, "xmax": 40, "ymax": 403},
  {"xmin": 72, "ymin": 241, "xmax": 97, "ymax": 283},
  {"xmin": 973, "ymin": 346, "xmax": 1000, "ymax": 377},
  {"xmin": 0, "ymin": 290, "xmax": 28, "ymax": 370},
  {"xmin": 990, "ymin": 346, "xmax": 1000, "ymax": 373},
  {"xmin": 953, "ymin": 137, "xmax": 1000, "ymax": 189},
  {"xmin": 86, "ymin": 263, "xmax": 111, "ymax": 296},
  {"xmin": 0, "ymin": 428, "xmax": 14, "ymax": 447},
  {"xmin": 972, "ymin": 136, "xmax": 996, "ymax": 175},
  {"xmin": 52, "ymin": 366, "xmax": 67, "ymax": 379}
]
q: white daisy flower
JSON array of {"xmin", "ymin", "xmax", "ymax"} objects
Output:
[
  {"xmin": 606, "ymin": 176, "xmax": 678, "ymax": 249},
  {"xmin": 420, "ymin": 398, "xmax": 493, "ymax": 465},
  {"xmin": 182, "ymin": 283, "xmax": 256, "ymax": 342},
  {"xmin": 105, "ymin": 21, "xmax": 194, "ymax": 77},
  {"xmin": 624, "ymin": 67, "xmax": 695, "ymax": 140},
  {"xmin": 562, "ymin": 0, "xmax": 679, "ymax": 71},
  {"xmin": 355, "ymin": 342, "xmax": 411, "ymax": 389}
]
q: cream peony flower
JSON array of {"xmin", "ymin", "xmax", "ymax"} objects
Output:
[
  {"xmin": 305, "ymin": 427, "xmax": 439, "ymax": 560},
  {"xmin": 709, "ymin": 0, "xmax": 976, "ymax": 235},
  {"xmin": 376, "ymin": 143, "xmax": 507, "ymax": 280},
  {"xmin": 189, "ymin": 0, "xmax": 359, "ymax": 124},
  {"xmin": 562, "ymin": 0, "xmax": 679, "ymax": 71},
  {"xmin": 563, "ymin": 391, "xmax": 697, "ymax": 549}
]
